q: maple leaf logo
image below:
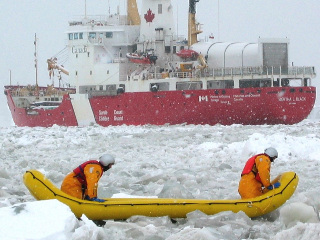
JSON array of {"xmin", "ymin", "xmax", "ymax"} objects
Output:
[{"xmin": 144, "ymin": 9, "xmax": 155, "ymax": 23}]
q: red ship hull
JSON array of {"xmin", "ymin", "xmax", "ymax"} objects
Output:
[
  {"xmin": 5, "ymin": 91, "xmax": 78, "ymax": 127},
  {"xmin": 5, "ymin": 86, "xmax": 316, "ymax": 127}
]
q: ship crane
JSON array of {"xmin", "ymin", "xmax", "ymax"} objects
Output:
[
  {"xmin": 47, "ymin": 57, "xmax": 69, "ymax": 88},
  {"xmin": 47, "ymin": 58, "xmax": 69, "ymax": 77},
  {"xmin": 188, "ymin": 0, "xmax": 202, "ymax": 47}
]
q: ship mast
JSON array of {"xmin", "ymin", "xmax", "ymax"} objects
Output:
[
  {"xmin": 127, "ymin": 0, "xmax": 140, "ymax": 25},
  {"xmin": 34, "ymin": 33, "xmax": 39, "ymax": 97},
  {"xmin": 9, "ymin": 70, "xmax": 12, "ymax": 85},
  {"xmin": 188, "ymin": 0, "xmax": 202, "ymax": 47}
]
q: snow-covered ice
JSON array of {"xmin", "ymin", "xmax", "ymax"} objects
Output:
[{"xmin": 0, "ymin": 121, "xmax": 320, "ymax": 239}]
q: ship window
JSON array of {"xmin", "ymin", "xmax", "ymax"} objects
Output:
[
  {"xmin": 239, "ymin": 79, "xmax": 271, "ymax": 88},
  {"xmin": 68, "ymin": 33, "xmax": 73, "ymax": 40},
  {"xmin": 76, "ymin": 71, "xmax": 78, "ymax": 76},
  {"xmin": 176, "ymin": 82, "xmax": 202, "ymax": 90},
  {"xmin": 90, "ymin": 71, "xmax": 92, "ymax": 75},
  {"xmin": 281, "ymin": 79, "xmax": 290, "ymax": 86},
  {"xmin": 207, "ymin": 80, "xmax": 234, "ymax": 89},
  {"xmin": 74, "ymin": 33, "xmax": 79, "ymax": 40},
  {"xmin": 106, "ymin": 85, "xmax": 116, "ymax": 90},
  {"xmin": 150, "ymin": 82, "xmax": 169, "ymax": 92},
  {"xmin": 79, "ymin": 33, "xmax": 83, "ymax": 39},
  {"xmin": 158, "ymin": 4, "xmax": 162, "ymax": 14},
  {"xmin": 106, "ymin": 32, "xmax": 113, "ymax": 38},
  {"xmin": 173, "ymin": 46, "xmax": 177, "ymax": 54},
  {"xmin": 89, "ymin": 32, "xmax": 96, "ymax": 39},
  {"xmin": 119, "ymin": 84, "xmax": 125, "ymax": 91}
]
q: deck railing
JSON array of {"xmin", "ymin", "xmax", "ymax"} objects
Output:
[
  {"xmin": 207, "ymin": 66, "xmax": 315, "ymax": 78},
  {"xmin": 167, "ymin": 66, "xmax": 316, "ymax": 79}
]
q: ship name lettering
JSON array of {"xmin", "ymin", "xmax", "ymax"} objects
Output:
[
  {"xmin": 114, "ymin": 110, "xmax": 123, "ymax": 114},
  {"xmin": 245, "ymin": 94, "xmax": 260, "ymax": 98},
  {"xmin": 219, "ymin": 95, "xmax": 230, "ymax": 99},
  {"xmin": 114, "ymin": 116, "xmax": 124, "ymax": 121},
  {"xmin": 72, "ymin": 46, "xmax": 87, "ymax": 54},
  {"xmin": 295, "ymin": 97, "xmax": 306, "ymax": 101},
  {"xmin": 99, "ymin": 110, "xmax": 108, "ymax": 115},
  {"xmin": 279, "ymin": 97, "xmax": 291, "ymax": 102},
  {"xmin": 99, "ymin": 116, "xmax": 110, "ymax": 121}
]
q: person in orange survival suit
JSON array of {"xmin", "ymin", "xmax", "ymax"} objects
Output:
[
  {"xmin": 238, "ymin": 147, "xmax": 281, "ymax": 199},
  {"xmin": 61, "ymin": 153, "xmax": 115, "ymax": 202}
]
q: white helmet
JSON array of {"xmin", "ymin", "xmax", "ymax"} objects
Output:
[
  {"xmin": 99, "ymin": 154, "xmax": 115, "ymax": 167},
  {"xmin": 264, "ymin": 147, "xmax": 278, "ymax": 159}
]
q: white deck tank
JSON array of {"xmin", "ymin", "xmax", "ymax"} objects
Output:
[{"xmin": 191, "ymin": 38, "xmax": 289, "ymax": 69}]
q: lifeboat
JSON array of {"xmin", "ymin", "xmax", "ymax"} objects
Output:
[
  {"xmin": 126, "ymin": 52, "xmax": 158, "ymax": 64},
  {"xmin": 23, "ymin": 170, "xmax": 298, "ymax": 220},
  {"xmin": 176, "ymin": 49, "xmax": 199, "ymax": 59}
]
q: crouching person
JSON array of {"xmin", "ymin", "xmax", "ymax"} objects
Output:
[{"xmin": 61, "ymin": 153, "xmax": 115, "ymax": 202}]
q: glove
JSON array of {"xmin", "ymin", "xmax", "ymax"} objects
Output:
[
  {"xmin": 91, "ymin": 197, "xmax": 105, "ymax": 203},
  {"xmin": 84, "ymin": 195, "xmax": 105, "ymax": 203},
  {"xmin": 267, "ymin": 182, "xmax": 281, "ymax": 190}
]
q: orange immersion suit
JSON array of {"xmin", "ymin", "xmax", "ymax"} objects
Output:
[
  {"xmin": 238, "ymin": 154, "xmax": 272, "ymax": 199},
  {"xmin": 61, "ymin": 161, "xmax": 104, "ymax": 199}
]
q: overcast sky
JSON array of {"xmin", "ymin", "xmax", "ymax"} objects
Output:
[{"xmin": 1, "ymin": 0, "xmax": 320, "ymax": 126}]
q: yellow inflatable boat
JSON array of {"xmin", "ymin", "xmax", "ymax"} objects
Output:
[{"xmin": 23, "ymin": 170, "xmax": 298, "ymax": 220}]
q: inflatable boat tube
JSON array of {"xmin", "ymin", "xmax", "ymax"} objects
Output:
[{"xmin": 23, "ymin": 170, "xmax": 298, "ymax": 220}]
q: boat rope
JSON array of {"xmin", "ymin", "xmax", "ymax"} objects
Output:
[{"xmin": 25, "ymin": 171, "xmax": 297, "ymax": 209}]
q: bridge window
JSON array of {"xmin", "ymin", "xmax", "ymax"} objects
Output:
[
  {"xmin": 106, "ymin": 32, "xmax": 113, "ymax": 38},
  {"xmin": 74, "ymin": 33, "xmax": 79, "ymax": 40},
  {"xmin": 89, "ymin": 32, "xmax": 96, "ymax": 39},
  {"xmin": 68, "ymin": 33, "xmax": 73, "ymax": 40}
]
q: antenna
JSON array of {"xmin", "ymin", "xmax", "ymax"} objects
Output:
[
  {"xmin": 34, "ymin": 33, "xmax": 38, "ymax": 87},
  {"xmin": 85, "ymin": 0, "xmax": 87, "ymax": 18},
  {"xmin": 176, "ymin": 3, "xmax": 179, "ymax": 37},
  {"xmin": 108, "ymin": 0, "xmax": 110, "ymax": 16},
  {"xmin": 218, "ymin": 0, "xmax": 220, "ymax": 41},
  {"xmin": 34, "ymin": 33, "xmax": 39, "ymax": 97},
  {"xmin": 9, "ymin": 69, "xmax": 12, "ymax": 85}
]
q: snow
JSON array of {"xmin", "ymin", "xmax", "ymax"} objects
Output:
[{"xmin": 0, "ymin": 121, "xmax": 320, "ymax": 239}]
